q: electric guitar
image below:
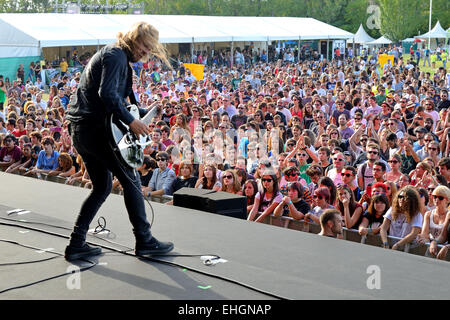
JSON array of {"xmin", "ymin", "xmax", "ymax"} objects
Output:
[{"xmin": 108, "ymin": 104, "xmax": 160, "ymax": 169}]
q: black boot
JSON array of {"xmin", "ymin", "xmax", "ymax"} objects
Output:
[
  {"xmin": 135, "ymin": 237, "xmax": 174, "ymax": 256},
  {"xmin": 65, "ymin": 243, "xmax": 102, "ymax": 261}
]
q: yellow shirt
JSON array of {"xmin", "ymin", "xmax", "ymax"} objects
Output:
[{"xmin": 60, "ymin": 61, "xmax": 68, "ymax": 72}]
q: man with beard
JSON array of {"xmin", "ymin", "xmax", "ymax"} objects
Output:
[
  {"xmin": 436, "ymin": 89, "xmax": 449, "ymax": 112},
  {"xmin": 357, "ymin": 144, "xmax": 382, "ymax": 191},
  {"xmin": 231, "ymin": 104, "xmax": 248, "ymax": 129},
  {"xmin": 65, "ymin": 22, "xmax": 174, "ymax": 261}
]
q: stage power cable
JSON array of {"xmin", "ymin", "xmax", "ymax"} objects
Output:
[
  {"xmin": 0, "ymin": 238, "xmax": 97, "ymax": 295},
  {"xmin": 0, "ymin": 217, "xmax": 290, "ymax": 300}
]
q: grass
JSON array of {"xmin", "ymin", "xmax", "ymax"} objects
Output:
[{"xmin": 395, "ymin": 53, "xmax": 447, "ymax": 75}]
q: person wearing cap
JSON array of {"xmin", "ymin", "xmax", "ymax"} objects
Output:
[
  {"xmin": 404, "ymin": 101, "xmax": 416, "ymax": 118},
  {"xmin": 379, "ymin": 101, "xmax": 392, "ymax": 120},
  {"xmin": 57, "ymin": 87, "xmax": 69, "ymax": 109},
  {"xmin": 413, "ymin": 126, "xmax": 428, "ymax": 152},
  {"xmin": 185, "ymin": 69, "xmax": 196, "ymax": 84}
]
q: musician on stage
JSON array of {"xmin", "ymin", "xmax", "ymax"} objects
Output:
[{"xmin": 65, "ymin": 22, "xmax": 174, "ymax": 261}]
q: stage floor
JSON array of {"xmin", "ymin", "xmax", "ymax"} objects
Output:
[{"xmin": 1, "ymin": 172, "xmax": 449, "ymax": 300}]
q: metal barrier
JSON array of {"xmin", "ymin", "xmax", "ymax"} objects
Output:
[
  {"xmin": 12, "ymin": 172, "xmax": 173, "ymax": 204},
  {"xmin": 256, "ymin": 214, "xmax": 450, "ymax": 262},
  {"xmin": 4, "ymin": 170, "xmax": 449, "ymax": 260}
]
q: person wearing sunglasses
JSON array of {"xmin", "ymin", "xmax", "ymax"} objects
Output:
[
  {"xmin": 427, "ymin": 187, "xmax": 450, "ymax": 260},
  {"xmin": 220, "ymin": 169, "xmax": 242, "ymax": 195},
  {"xmin": 419, "ymin": 185, "xmax": 450, "ymax": 251},
  {"xmin": 143, "ymin": 151, "xmax": 176, "ymax": 199},
  {"xmin": 248, "ymin": 173, "xmax": 282, "ymax": 222},
  {"xmin": 340, "ymin": 165, "xmax": 360, "ymax": 201},
  {"xmin": 304, "ymin": 187, "xmax": 334, "ymax": 225},
  {"xmin": 380, "ymin": 186, "xmax": 423, "ymax": 250},
  {"xmin": 357, "ymin": 144, "xmax": 384, "ymax": 191},
  {"xmin": 327, "ymin": 152, "xmax": 346, "ymax": 185},
  {"xmin": 384, "ymin": 154, "xmax": 402, "ymax": 184},
  {"xmin": 425, "ymin": 141, "xmax": 441, "ymax": 167}
]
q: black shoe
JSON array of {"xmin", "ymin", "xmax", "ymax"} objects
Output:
[
  {"xmin": 135, "ymin": 238, "xmax": 174, "ymax": 256},
  {"xmin": 65, "ymin": 243, "xmax": 102, "ymax": 261}
]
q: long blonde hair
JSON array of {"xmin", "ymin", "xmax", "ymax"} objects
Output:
[{"xmin": 116, "ymin": 21, "xmax": 170, "ymax": 67}]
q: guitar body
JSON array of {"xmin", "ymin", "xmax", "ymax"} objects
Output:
[{"xmin": 108, "ymin": 104, "xmax": 153, "ymax": 169}]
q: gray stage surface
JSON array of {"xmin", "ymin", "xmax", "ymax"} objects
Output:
[{"xmin": 1, "ymin": 172, "xmax": 449, "ymax": 300}]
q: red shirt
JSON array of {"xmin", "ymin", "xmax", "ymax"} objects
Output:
[
  {"xmin": 0, "ymin": 146, "xmax": 22, "ymax": 163},
  {"xmin": 11, "ymin": 129, "xmax": 27, "ymax": 138}
]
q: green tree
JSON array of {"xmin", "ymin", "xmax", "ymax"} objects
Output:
[{"xmin": 379, "ymin": 0, "xmax": 427, "ymax": 42}]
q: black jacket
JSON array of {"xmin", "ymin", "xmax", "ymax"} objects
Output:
[{"xmin": 67, "ymin": 44, "xmax": 141, "ymax": 126}]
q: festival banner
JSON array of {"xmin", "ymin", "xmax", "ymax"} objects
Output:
[{"xmin": 183, "ymin": 63, "xmax": 205, "ymax": 81}]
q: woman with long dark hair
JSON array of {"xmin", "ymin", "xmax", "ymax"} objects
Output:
[
  {"xmin": 358, "ymin": 194, "xmax": 390, "ymax": 236},
  {"xmin": 248, "ymin": 172, "xmax": 282, "ymax": 222},
  {"xmin": 337, "ymin": 184, "xmax": 363, "ymax": 229},
  {"xmin": 243, "ymin": 179, "xmax": 258, "ymax": 214},
  {"xmin": 302, "ymin": 103, "xmax": 314, "ymax": 129},
  {"xmin": 195, "ymin": 164, "xmax": 221, "ymax": 191}
]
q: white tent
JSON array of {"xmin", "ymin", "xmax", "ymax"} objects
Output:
[
  {"xmin": 415, "ymin": 21, "xmax": 447, "ymax": 40},
  {"xmin": 368, "ymin": 36, "xmax": 392, "ymax": 45},
  {"xmin": 0, "ymin": 13, "xmax": 354, "ymax": 58},
  {"xmin": 351, "ymin": 24, "xmax": 375, "ymax": 44}
]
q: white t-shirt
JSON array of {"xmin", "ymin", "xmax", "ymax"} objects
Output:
[
  {"xmin": 255, "ymin": 191, "xmax": 283, "ymax": 212},
  {"xmin": 384, "ymin": 208, "xmax": 423, "ymax": 238}
]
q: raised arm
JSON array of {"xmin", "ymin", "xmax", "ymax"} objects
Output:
[
  {"xmin": 380, "ymin": 217, "xmax": 391, "ymax": 248},
  {"xmin": 247, "ymin": 196, "xmax": 261, "ymax": 221}
]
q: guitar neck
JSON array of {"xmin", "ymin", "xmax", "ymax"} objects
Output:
[{"xmin": 141, "ymin": 105, "xmax": 159, "ymax": 126}]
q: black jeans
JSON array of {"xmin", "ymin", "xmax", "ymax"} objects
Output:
[{"xmin": 69, "ymin": 122, "xmax": 152, "ymax": 246}]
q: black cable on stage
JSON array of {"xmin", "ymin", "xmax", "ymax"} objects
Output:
[
  {"xmin": 0, "ymin": 256, "xmax": 60, "ymax": 267},
  {"xmin": 0, "ymin": 237, "xmax": 97, "ymax": 295},
  {"xmin": 0, "ymin": 238, "xmax": 63, "ymax": 256},
  {"xmin": 0, "ymin": 219, "xmax": 289, "ymax": 300},
  {"xmin": 0, "ymin": 215, "xmax": 134, "ymax": 251},
  {"xmin": 0, "ymin": 258, "xmax": 97, "ymax": 295}
]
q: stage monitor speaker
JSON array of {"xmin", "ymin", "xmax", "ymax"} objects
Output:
[{"xmin": 173, "ymin": 188, "xmax": 247, "ymax": 220}]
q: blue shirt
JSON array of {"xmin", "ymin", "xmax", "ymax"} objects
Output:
[
  {"xmin": 149, "ymin": 167, "xmax": 176, "ymax": 195},
  {"xmin": 36, "ymin": 150, "xmax": 59, "ymax": 170}
]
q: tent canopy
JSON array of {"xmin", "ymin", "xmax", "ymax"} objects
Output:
[
  {"xmin": 351, "ymin": 24, "xmax": 375, "ymax": 44},
  {"xmin": 415, "ymin": 21, "xmax": 447, "ymax": 39},
  {"xmin": 368, "ymin": 36, "xmax": 392, "ymax": 45},
  {"xmin": 0, "ymin": 13, "xmax": 354, "ymax": 58}
]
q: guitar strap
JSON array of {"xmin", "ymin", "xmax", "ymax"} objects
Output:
[{"xmin": 128, "ymin": 91, "xmax": 139, "ymax": 107}]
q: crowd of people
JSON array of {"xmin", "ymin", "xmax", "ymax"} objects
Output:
[{"xmin": 1, "ymin": 44, "xmax": 450, "ymax": 260}]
